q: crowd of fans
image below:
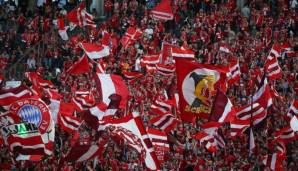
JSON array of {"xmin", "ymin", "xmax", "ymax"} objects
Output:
[{"xmin": 0, "ymin": 0, "xmax": 298, "ymax": 170}]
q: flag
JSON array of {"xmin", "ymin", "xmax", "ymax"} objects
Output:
[
  {"xmin": 57, "ymin": 17, "xmax": 69, "ymax": 41},
  {"xmin": 63, "ymin": 138, "xmax": 108, "ymax": 162},
  {"xmin": 120, "ymin": 27, "xmax": 143, "ymax": 49},
  {"xmin": 274, "ymin": 126, "xmax": 297, "ymax": 143},
  {"xmin": 281, "ymin": 42, "xmax": 296, "ymax": 58},
  {"xmin": 227, "ymin": 58, "xmax": 241, "ymax": 85},
  {"xmin": 156, "ymin": 63, "xmax": 175, "ymax": 76},
  {"xmin": 219, "ymin": 44, "xmax": 231, "ymax": 53},
  {"xmin": 236, "ymin": 103, "xmax": 266, "ymax": 125},
  {"xmin": 25, "ymin": 72, "xmax": 54, "ymax": 88},
  {"xmin": 210, "ymin": 90, "xmax": 236, "ymax": 123},
  {"xmin": 58, "ymin": 112, "xmax": 82, "ymax": 133},
  {"xmin": 151, "ymin": 0, "xmax": 174, "ymax": 21},
  {"xmin": 171, "ymin": 46, "xmax": 195, "ymax": 59},
  {"xmin": 122, "ymin": 71, "xmax": 143, "ymax": 81},
  {"xmin": 98, "ymin": 112, "xmax": 160, "ymax": 170},
  {"xmin": 66, "ymin": 1, "xmax": 96, "ymax": 28},
  {"xmin": 67, "ymin": 55, "xmax": 91, "ymax": 75},
  {"xmin": 287, "ymin": 100, "xmax": 298, "ymax": 118},
  {"xmin": 72, "ymin": 90, "xmax": 95, "ymax": 111},
  {"xmin": 94, "ymin": 74, "xmax": 128, "ymax": 109},
  {"xmin": 230, "ymin": 119, "xmax": 250, "ymax": 137},
  {"xmin": 147, "ymin": 128, "xmax": 169, "ymax": 163},
  {"xmin": 175, "ymin": 59, "xmax": 227, "ymax": 121},
  {"xmin": 150, "ymin": 98, "xmax": 173, "ymax": 115},
  {"xmin": 0, "ymin": 85, "xmax": 33, "ymax": 110},
  {"xmin": 160, "ymin": 42, "xmax": 174, "ymax": 64},
  {"xmin": 149, "ymin": 113, "xmax": 180, "ymax": 132},
  {"xmin": 140, "ymin": 54, "xmax": 160, "ymax": 66},
  {"xmin": 265, "ymin": 44, "xmax": 282, "ymax": 80},
  {"xmin": 80, "ymin": 42, "xmax": 110, "ymax": 59}
]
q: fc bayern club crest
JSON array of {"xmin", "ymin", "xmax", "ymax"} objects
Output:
[{"xmin": 10, "ymin": 98, "xmax": 51, "ymax": 134}]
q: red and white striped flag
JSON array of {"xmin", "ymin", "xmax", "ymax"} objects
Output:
[
  {"xmin": 281, "ymin": 42, "xmax": 296, "ymax": 58},
  {"xmin": 151, "ymin": 0, "xmax": 174, "ymax": 21},
  {"xmin": 120, "ymin": 27, "xmax": 143, "ymax": 49},
  {"xmin": 156, "ymin": 63, "xmax": 175, "ymax": 76},
  {"xmin": 66, "ymin": 2, "xmax": 96, "ymax": 29},
  {"xmin": 274, "ymin": 126, "xmax": 297, "ymax": 143},
  {"xmin": 140, "ymin": 54, "xmax": 160, "ymax": 66},
  {"xmin": 0, "ymin": 85, "xmax": 32, "ymax": 110},
  {"xmin": 210, "ymin": 90, "xmax": 236, "ymax": 123},
  {"xmin": 58, "ymin": 113, "xmax": 82, "ymax": 134},
  {"xmin": 94, "ymin": 74, "xmax": 129, "ymax": 109},
  {"xmin": 80, "ymin": 42, "xmax": 110, "ymax": 59},
  {"xmin": 72, "ymin": 90, "xmax": 95, "ymax": 111},
  {"xmin": 25, "ymin": 72, "xmax": 54, "ymax": 88},
  {"xmin": 150, "ymin": 98, "xmax": 173, "ymax": 115},
  {"xmin": 171, "ymin": 46, "xmax": 195, "ymax": 59},
  {"xmin": 230, "ymin": 119, "xmax": 250, "ymax": 137},
  {"xmin": 227, "ymin": 58, "xmax": 241, "ymax": 85},
  {"xmin": 265, "ymin": 44, "xmax": 282, "ymax": 80},
  {"xmin": 193, "ymin": 131, "xmax": 217, "ymax": 153},
  {"xmin": 149, "ymin": 113, "xmax": 180, "ymax": 132},
  {"xmin": 147, "ymin": 128, "xmax": 170, "ymax": 162},
  {"xmin": 236, "ymin": 103, "xmax": 266, "ymax": 125},
  {"xmin": 122, "ymin": 71, "xmax": 143, "ymax": 81},
  {"xmin": 16, "ymin": 154, "xmax": 43, "ymax": 162}
]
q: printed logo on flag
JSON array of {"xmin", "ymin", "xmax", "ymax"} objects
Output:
[
  {"xmin": 182, "ymin": 69, "xmax": 219, "ymax": 114},
  {"xmin": 10, "ymin": 98, "xmax": 51, "ymax": 134}
]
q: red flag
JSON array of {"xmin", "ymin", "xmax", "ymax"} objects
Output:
[
  {"xmin": 57, "ymin": 17, "xmax": 69, "ymax": 40},
  {"xmin": 58, "ymin": 112, "xmax": 82, "ymax": 133},
  {"xmin": 98, "ymin": 112, "xmax": 160, "ymax": 170},
  {"xmin": 151, "ymin": 0, "xmax": 174, "ymax": 21},
  {"xmin": 66, "ymin": 1, "xmax": 96, "ymax": 28},
  {"xmin": 227, "ymin": 58, "xmax": 241, "ymax": 85},
  {"xmin": 67, "ymin": 55, "xmax": 91, "ymax": 75},
  {"xmin": 120, "ymin": 27, "xmax": 143, "ymax": 49},
  {"xmin": 175, "ymin": 59, "xmax": 227, "ymax": 121},
  {"xmin": 149, "ymin": 113, "xmax": 180, "ymax": 132},
  {"xmin": 94, "ymin": 74, "xmax": 128, "ymax": 109},
  {"xmin": 287, "ymin": 100, "xmax": 298, "ymax": 118},
  {"xmin": 80, "ymin": 42, "xmax": 110, "ymax": 59},
  {"xmin": 265, "ymin": 44, "xmax": 282, "ymax": 81},
  {"xmin": 210, "ymin": 90, "xmax": 236, "ymax": 123},
  {"xmin": 171, "ymin": 46, "xmax": 195, "ymax": 59}
]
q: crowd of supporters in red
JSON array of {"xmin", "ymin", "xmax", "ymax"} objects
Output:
[{"xmin": 0, "ymin": 0, "xmax": 298, "ymax": 170}]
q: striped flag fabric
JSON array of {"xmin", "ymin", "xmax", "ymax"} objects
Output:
[
  {"xmin": 147, "ymin": 128, "xmax": 170, "ymax": 162},
  {"xmin": 171, "ymin": 46, "xmax": 195, "ymax": 59},
  {"xmin": 193, "ymin": 131, "xmax": 217, "ymax": 153},
  {"xmin": 25, "ymin": 72, "xmax": 54, "ymax": 88},
  {"xmin": 57, "ymin": 17, "xmax": 69, "ymax": 41},
  {"xmin": 262, "ymin": 153, "xmax": 284, "ymax": 171},
  {"xmin": 58, "ymin": 113, "xmax": 82, "ymax": 134},
  {"xmin": 94, "ymin": 74, "xmax": 128, "ymax": 109},
  {"xmin": 156, "ymin": 63, "xmax": 175, "ymax": 76},
  {"xmin": 150, "ymin": 98, "xmax": 173, "ymax": 115},
  {"xmin": 80, "ymin": 43, "xmax": 110, "ymax": 59},
  {"xmin": 151, "ymin": 0, "xmax": 174, "ymax": 21},
  {"xmin": 122, "ymin": 71, "xmax": 143, "ymax": 81},
  {"xmin": 230, "ymin": 119, "xmax": 250, "ymax": 137},
  {"xmin": 72, "ymin": 90, "xmax": 95, "ymax": 111},
  {"xmin": 149, "ymin": 113, "xmax": 180, "ymax": 132},
  {"xmin": 0, "ymin": 85, "xmax": 32, "ymax": 110},
  {"xmin": 274, "ymin": 126, "xmax": 297, "ymax": 143},
  {"xmin": 265, "ymin": 44, "xmax": 282, "ymax": 81},
  {"xmin": 227, "ymin": 58, "xmax": 241, "ymax": 85},
  {"xmin": 236, "ymin": 103, "xmax": 266, "ymax": 125},
  {"xmin": 140, "ymin": 54, "xmax": 160, "ymax": 66}
]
